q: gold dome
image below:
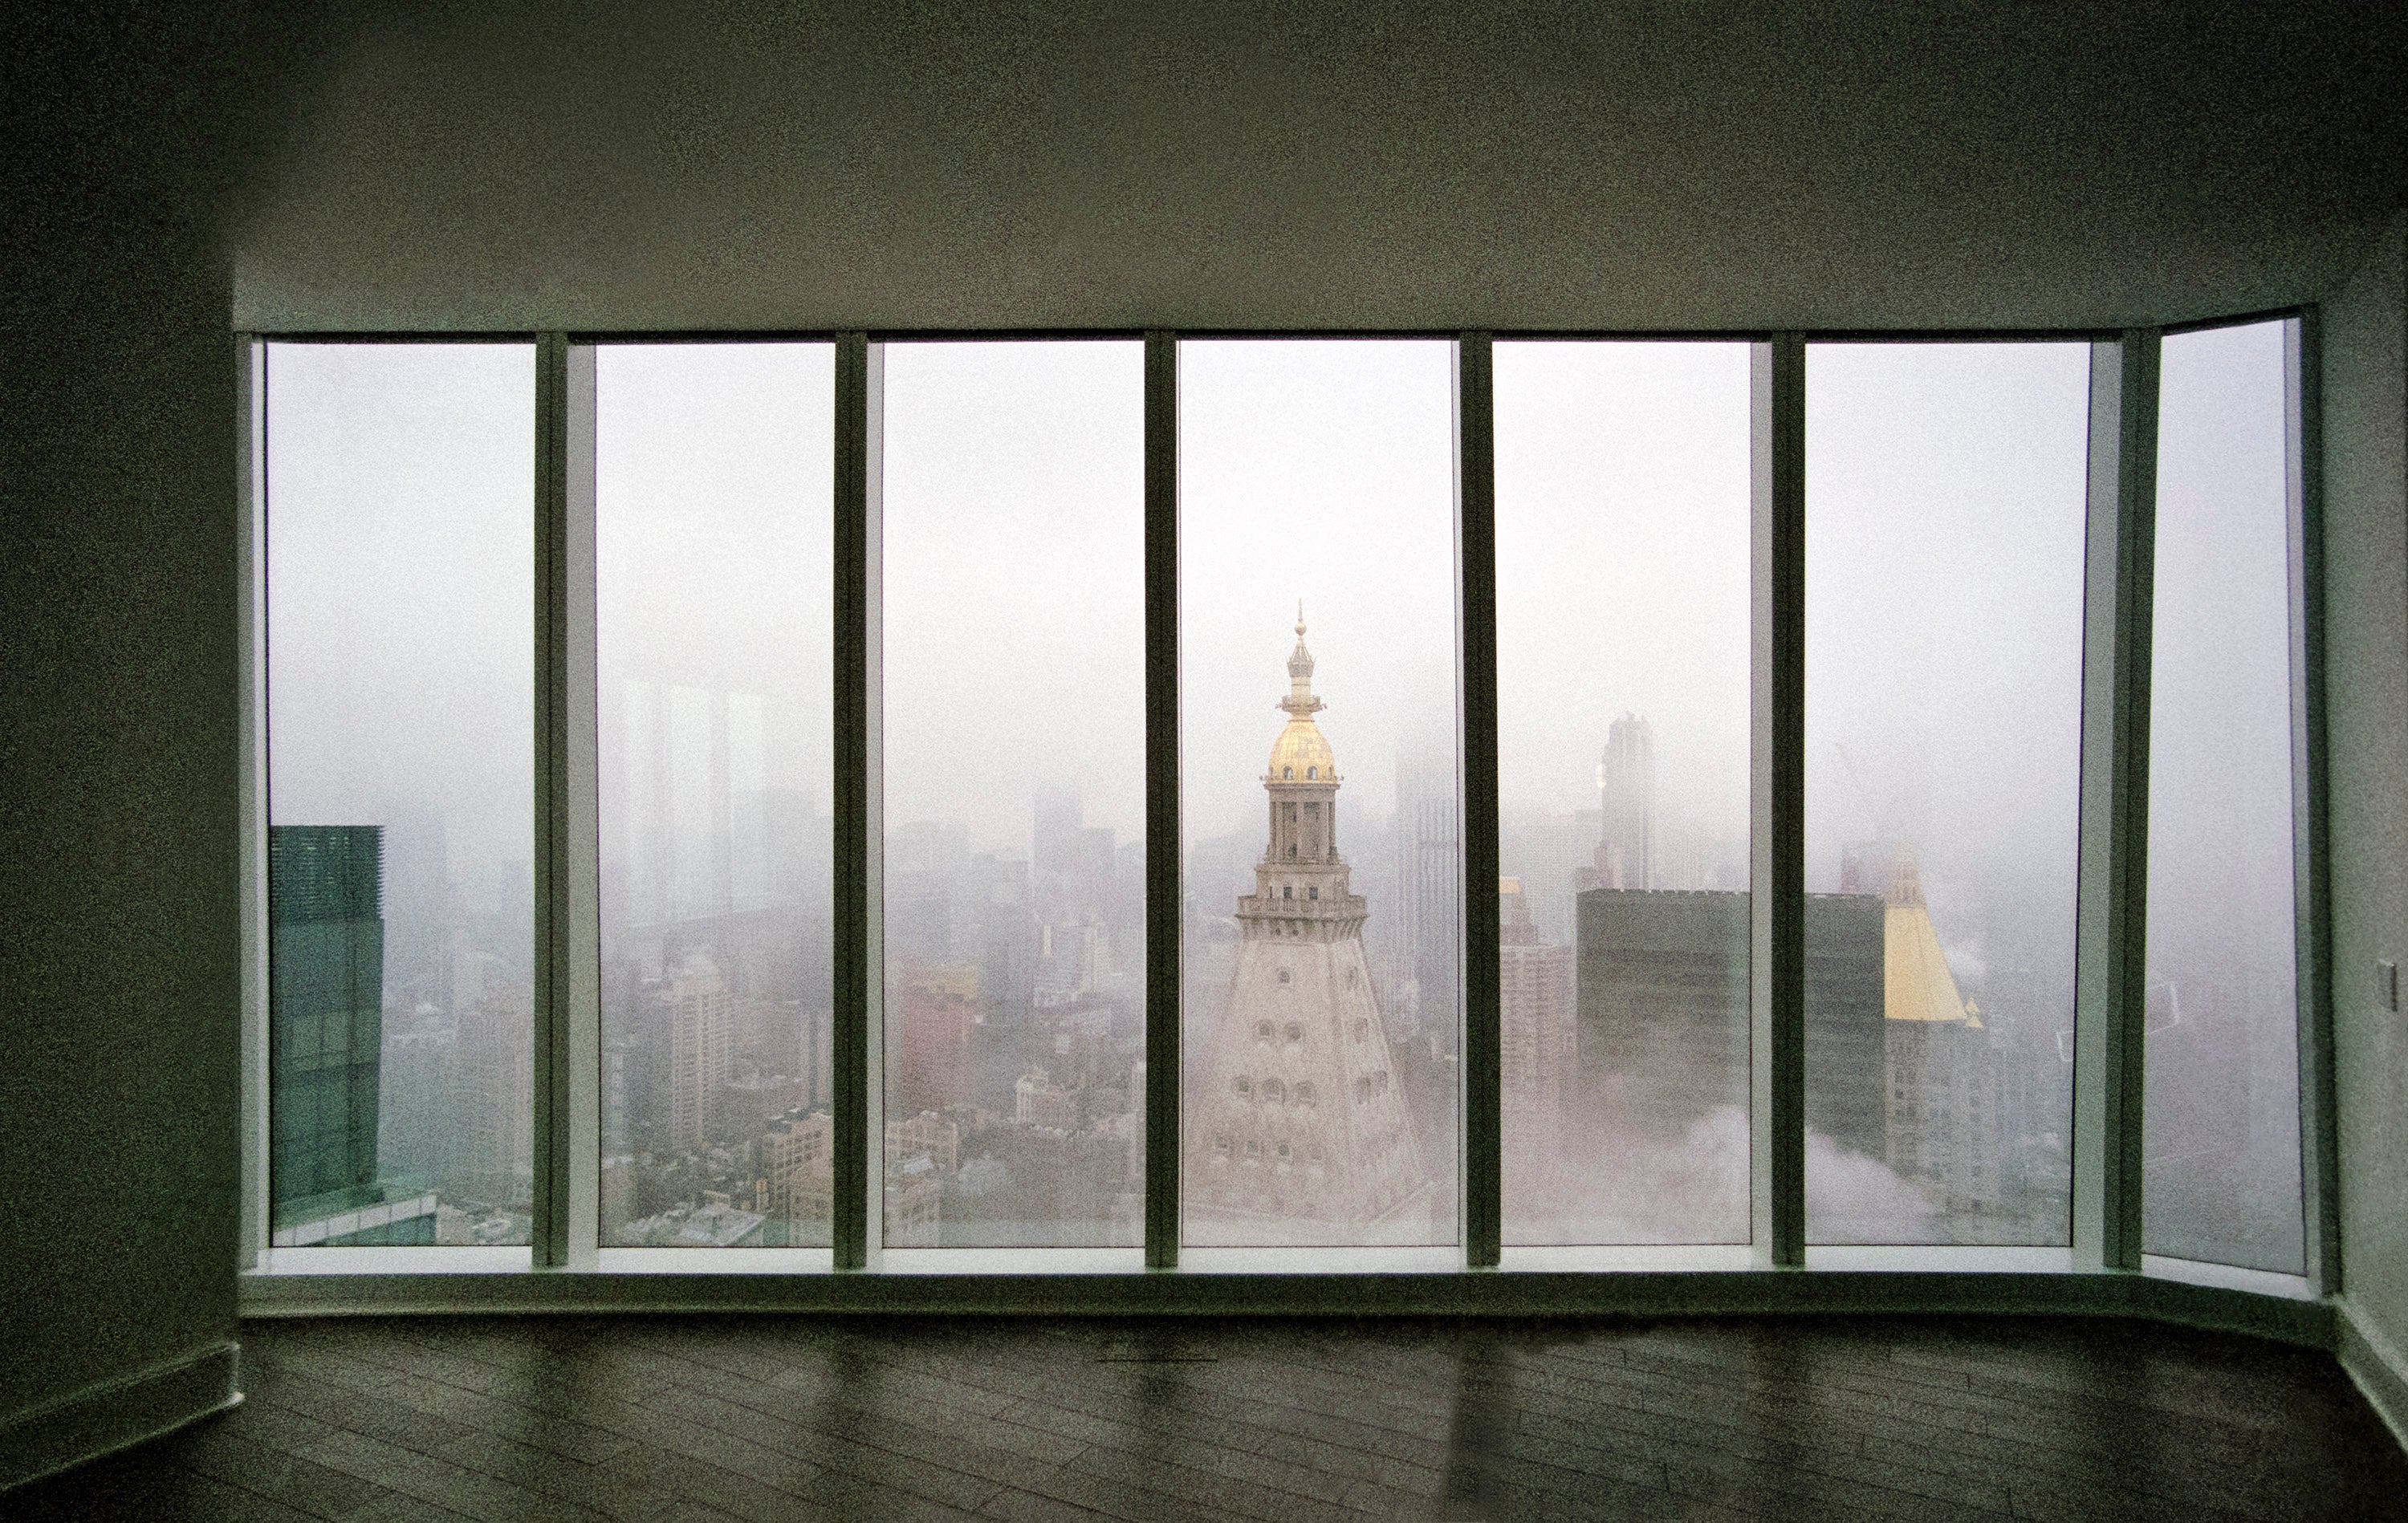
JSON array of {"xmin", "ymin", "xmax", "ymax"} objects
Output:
[
  {"xmin": 1267, "ymin": 603, "xmax": 1339, "ymax": 783},
  {"xmin": 1268, "ymin": 717, "xmax": 1338, "ymax": 782}
]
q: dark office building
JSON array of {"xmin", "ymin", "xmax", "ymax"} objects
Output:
[
  {"xmin": 1576, "ymin": 889, "xmax": 1886, "ymax": 1158},
  {"xmin": 268, "ymin": 826, "xmax": 438, "ymax": 1245},
  {"xmin": 268, "ymin": 825, "xmax": 387, "ymax": 1208}
]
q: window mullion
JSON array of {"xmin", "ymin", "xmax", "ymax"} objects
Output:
[
  {"xmin": 238, "ymin": 336, "xmax": 270, "ymax": 1271},
  {"xmin": 2072, "ymin": 331, "xmax": 2158, "ymax": 1274},
  {"xmin": 1144, "ymin": 332, "xmax": 1183, "ymax": 1269},
  {"xmin": 534, "ymin": 335, "xmax": 601, "ymax": 1271},
  {"xmin": 1456, "ymin": 333, "xmax": 1502, "ymax": 1269},
  {"xmin": 2285, "ymin": 311, "xmax": 2341, "ymax": 1296},
  {"xmin": 833, "ymin": 335, "xmax": 884, "ymax": 1270},
  {"xmin": 1751, "ymin": 335, "xmax": 1806, "ymax": 1269}
]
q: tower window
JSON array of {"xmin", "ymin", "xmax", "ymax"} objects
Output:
[
  {"xmin": 1255, "ymin": 1019, "xmax": 1274, "ymax": 1040},
  {"xmin": 1285, "ymin": 1021, "xmax": 1302, "ymax": 1042},
  {"xmin": 1263, "ymin": 1078, "xmax": 1285, "ymax": 1104},
  {"xmin": 1283, "ymin": 766, "xmax": 1292, "ymax": 778},
  {"xmin": 1295, "ymin": 1082, "xmax": 1315, "ymax": 1105},
  {"xmin": 1308, "ymin": 887, "xmax": 1319, "ymax": 900},
  {"xmin": 1276, "ymin": 1142, "xmax": 1291, "ymax": 1159},
  {"xmin": 1283, "ymin": 885, "xmax": 1292, "ymax": 899},
  {"xmin": 1277, "ymin": 969, "xmax": 1291, "ymax": 985},
  {"xmin": 1307, "ymin": 766, "xmax": 1316, "ymax": 778},
  {"xmin": 1234, "ymin": 1075, "xmax": 1251, "ymax": 1097}
]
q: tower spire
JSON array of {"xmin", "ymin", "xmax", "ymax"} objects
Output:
[{"xmin": 1282, "ymin": 602, "xmax": 1324, "ymax": 720}]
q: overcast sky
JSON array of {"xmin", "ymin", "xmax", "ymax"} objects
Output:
[{"xmin": 270, "ymin": 330, "xmax": 2293, "ymax": 953}]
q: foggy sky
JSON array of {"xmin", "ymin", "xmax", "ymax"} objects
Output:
[
  {"xmin": 266, "ymin": 343, "xmax": 535, "ymax": 893},
  {"xmin": 1804, "ymin": 342, "xmax": 2091, "ymax": 936},
  {"xmin": 1495, "ymin": 341, "xmax": 1753, "ymax": 844},
  {"xmin": 270, "ymin": 331, "xmax": 2296, "ymax": 961}
]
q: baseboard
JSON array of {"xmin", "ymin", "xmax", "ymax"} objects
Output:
[
  {"xmin": 2337, "ymin": 1297, "xmax": 2408, "ymax": 1456},
  {"xmin": 0, "ymin": 1341, "xmax": 241, "ymax": 1494},
  {"xmin": 241, "ymin": 1265, "xmax": 2337, "ymax": 1350}
]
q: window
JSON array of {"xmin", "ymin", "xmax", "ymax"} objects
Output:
[
  {"xmin": 1495, "ymin": 340, "xmax": 1752, "ymax": 1246},
  {"xmin": 266, "ymin": 343, "xmax": 535, "ymax": 1250},
  {"xmin": 2144, "ymin": 320, "xmax": 2305, "ymax": 1273},
  {"xmin": 1179, "ymin": 339, "xmax": 1460, "ymax": 1249},
  {"xmin": 1804, "ymin": 342, "xmax": 2087, "ymax": 1246},
  {"xmin": 596, "ymin": 343, "xmax": 834, "ymax": 1250},
  {"xmin": 247, "ymin": 319, "xmax": 2322, "ymax": 1294},
  {"xmin": 881, "ymin": 340, "xmax": 1145, "ymax": 1249}
]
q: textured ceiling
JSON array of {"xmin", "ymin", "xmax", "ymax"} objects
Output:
[{"xmin": 227, "ymin": 1, "xmax": 2408, "ymax": 331}]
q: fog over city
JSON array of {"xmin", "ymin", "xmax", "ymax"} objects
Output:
[{"xmin": 262, "ymin": 330, "xmax": 2306, "ymax": 1265}]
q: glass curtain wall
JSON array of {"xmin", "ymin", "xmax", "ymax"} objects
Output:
[
  {"xmin": 1178, "ymin": 339, "xmax": 1461, "ymax": 1249},
  {"xmin": 264, "ymin": 343, "xmax": 536, "ymax": 1248},
  {"xmin": 1493, "ymin": 341, "xmax": 1754, "ymax": 1245},
  {"xmin": 595, "ymin": 344, "xmax": 836, "ymax": 1249},
  {"xmin": 1804, "ymin": 343, "xmax": 2087, "ymax": 1246},
  {"xmin": 2144, "ymin": 320, "xmax": 2304, "ymax": 1273},
  {"xmin": 879, "ymin": 341, "xmax": 1147, "ymax": 1248}
]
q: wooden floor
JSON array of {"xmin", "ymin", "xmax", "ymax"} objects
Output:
[{"xmin": 11, "ymin": 1314, "xmax": 2405, "ymax": 1521}]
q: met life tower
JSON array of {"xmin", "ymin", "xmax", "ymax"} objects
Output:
[{"xmin": 1186, "ymin": 611, "xmax": 1433, "ymax": 1245}]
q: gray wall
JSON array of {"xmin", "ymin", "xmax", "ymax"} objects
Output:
[
  {"xmin": 0, "ymin": 5, "xmax": 319, "ymax": 1472},
  {"xmin": 2325, "ymin": 216, "xmax": 2408, "ymax": 1377}
]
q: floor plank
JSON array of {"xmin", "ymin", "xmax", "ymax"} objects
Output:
[{"xmin": 6, "ymin": 1314, "xmax": 2402, "ymax": 1522}]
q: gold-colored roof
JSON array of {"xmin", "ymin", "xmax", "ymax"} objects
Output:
[
  {"xmin": 1269, "ymin": 717, "xmax": 1337, "ymax": 782},
  {"xmin": 1884, "ymin": 900, "xmax": 1974, "ymax": 1025}
]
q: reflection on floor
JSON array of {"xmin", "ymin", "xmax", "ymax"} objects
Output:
[{"xmin": 12, "ymin": 1311, "xmax": 2405, "ymax": 1521}]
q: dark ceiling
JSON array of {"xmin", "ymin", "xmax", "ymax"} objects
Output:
[{"xmin": 16, "ymin": 2, "xmax": 2408, "ymax": 332}]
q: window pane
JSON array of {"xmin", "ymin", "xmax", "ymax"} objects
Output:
[
  {"xmin": 881, "ymin": 342, "xmax": 1145, "ymax": 1247},
  {"xmin": 266, "ymin": 343, "xmax": 534, "ymax": 1248},
  {"xmin": 1495, "ymin": 342, "xmax": 1752, "ymax": 1245},
  {"xmin": 596, "ymin": 345, "xmax": 834, "ymax": 1249},
  {"xmin": 2144, "ymin": 321, "xmax": 2303, "ymax": 1273},
  {"xmin": 1804, "ymin": 343, "xmax": 2086, "ymax": 1246},
  {"xmin": 1179, "ymin": 340, "xmax": 1458, "ymax": 1249}
]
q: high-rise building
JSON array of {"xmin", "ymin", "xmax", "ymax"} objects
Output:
[
  {"xmin": 1187, "ymin": 615, "xmax": 1433, "ymax": 1245},
  {"xmin": 1873, "ymin": 856, "xmax": 2006, "ymax": 1232},
  {"xmin": 1499, "ymin": 879, "xmax": 1573, "ymax": 1208},
  {"xmin": 1600, "ymin": 713, "xmax": 1658, "ymax": 891},
  {"xmin": 759, "ymin": 1107, "xmax": 832, "ymax": 1246},
  {"xmin": 268, "ymin": 826, "xmax": 388, "ymax": 1210},
  {"xmin": 1392, "ymin": 742, "xmax": 1460, "ymax": 1038},
  {"xmin": 449, "ymin": 983, "xmax": 534, "ymax": 1208},
  {"xmin": 267, "ymin": 825, "xmax": 441, "ymax": 1245},
  {"xmin": 641, "ymin": 948, "xmax": 734, "ymax": 1155},
  {"xmin": 1573, "ymin": 888, "xmax": 1886, "ymax": 1160},
  {"xmin": 620, "ymin": 680, "xmax": 771, "ymax": 927}
]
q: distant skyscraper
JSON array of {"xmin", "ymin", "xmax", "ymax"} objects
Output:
[
  {"xmin": 1393, "ymin": 742, "xmax": 1461, "ymax": 1034},
  {"xmin": 1499, "ymin": 879, "xmax": 1572, "ymax": 1205},
  {"xmin": 641, "ymin": 948, "xmax": 734, "ymax": 1155},
  {"xmin": 1874, "ymin": 855, "xmax": 2004, "ymax": 1229},
  {"xmin": 1187, "ymin": 614, "xmax": 1432, "ymax": 1245},
  {"xmin": 1600, "ymin": 713, "xmax": 1658, "ymax": 891},
  {"xmin": 621, "ymin": 680, "xmax": 770, "ymax": 926}
]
